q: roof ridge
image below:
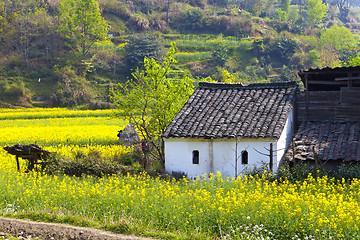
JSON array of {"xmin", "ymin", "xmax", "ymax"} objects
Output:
[
  {"xmin": 299, "ymin": 66, "xmax": 360, "ymax": 74},
  {"xmin": 198, "ymin": 81, "xmax": 298, "ymax": 89},
  {"xmin": 198, "ymin": 82, "xmax": 244, "ymax": 89}
]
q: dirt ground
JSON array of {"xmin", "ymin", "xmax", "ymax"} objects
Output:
[{"xmin": 0, "ymin": 217, "xmax": 156, "ymax": 240}]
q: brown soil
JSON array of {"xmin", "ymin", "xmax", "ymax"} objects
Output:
[{"xmin": 0, "ymin": 217, "xmax": 156, "ymax": 240}]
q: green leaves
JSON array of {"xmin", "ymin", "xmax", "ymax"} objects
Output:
[
  {"xmin": 305, "ymin": 0, "xmax": 327, "ymax": 26},
  {"xmin": 113, "ymin": 43, "xmax": 195, "ymax": 165},
  {"xmin": 319, "ymin": 25, "xmax": 358, "ymax": 56},
  {"xmin": 58, "ymin": 0, "xmax": 108, "ymax": 56}
]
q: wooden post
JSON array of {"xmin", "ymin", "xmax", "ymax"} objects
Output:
[
  {"xmin": 269, "ymin": 143, "xmax": 273, "ymax": 172},
  {"xmin": 305, "ymin": 73, "xmax": 309, "ymax": 118},
  {"xmin": 16, "ymin": 156, "xmax": 20, "ymax": 171},
  {"xmin": 348, "ymin": 73, "xmax": 353, "ymax": 87},
  {"xmin": 235, "ymin": 137, "xmax": 238, "ymax": 178}
]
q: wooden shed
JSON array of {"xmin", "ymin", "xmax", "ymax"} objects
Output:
[
  {"xmin": 284, "ymin": 66, "xmax": 360, "ymax": 168},
  {"xmin": 297, "ymin": 66, "xmax": 360, "ymax": 121}
]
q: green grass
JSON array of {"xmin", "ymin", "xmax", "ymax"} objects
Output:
[{"xmin": 174, "ymin": 52, "xmax": 212, "ymax": 63}]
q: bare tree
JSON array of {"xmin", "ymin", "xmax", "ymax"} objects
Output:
[{"xmin": 329, "ymin": 0, "xmax": 355, "ymax": 21}]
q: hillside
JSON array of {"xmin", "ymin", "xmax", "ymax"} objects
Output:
[{"xmin": 0, "ymin": 0, "xmax": 359, "ymax": 108}]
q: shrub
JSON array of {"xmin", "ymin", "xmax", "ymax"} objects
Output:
[
  {"xmin": 49, "ymin": 66, "xmax": 94, "ymax": 107},
  {"xmin": 125, "ymin": 13, "xmax": 150, "ymax": 31},
  {"xmin": 202, "ymin": 15, "xmax": 253, "ymax": 37},
  {"xmin": 148, "ymin": 13, "xmax": 169, "ymax": 32},
  {"xmin": 336, "ymin": 163, "xmax": 360, "ymax": 180},
  {"xmin": 45, "ymin": 151, "xmax": 118, "ymax": 177},
  {"xmin": 100, "ymin": 0, "xmax": 132, "ymax": 20},
  {"xmin": 212, "ymin": 46, "xmax": 229, "ymax": 66},
  {"xmin": 242, "ymin": 163, "xmax": 272, "ymax": 180},
  {"xmin": 0, "ymin": 77, "xmax": 31, "ymax": 105},
  {"xmin": 45, "ymin": 150, "xmax": 144, "ymax": 177}
]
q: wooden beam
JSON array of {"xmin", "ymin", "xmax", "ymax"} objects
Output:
[
  {"xmin": 334, "ymin": 76, "xmax": 360, "ymax": 81},
  {"xmin": 307, "ymin": 80, "xmax": 346, "ymax": 85}
]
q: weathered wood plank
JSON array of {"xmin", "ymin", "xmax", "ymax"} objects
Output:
[{"xmin": 340, "ymin": 87, "xmax": 360, "ymax": 104}]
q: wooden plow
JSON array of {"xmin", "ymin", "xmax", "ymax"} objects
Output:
[{"xmin": 3, "ymin": 144, "xmax": 52, "ymax": 172}]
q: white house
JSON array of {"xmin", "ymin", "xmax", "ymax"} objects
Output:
[{"xmin": 163, "ymin": 82, "xmax": 298, "ymax": 178}]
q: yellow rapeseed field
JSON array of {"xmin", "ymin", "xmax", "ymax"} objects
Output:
[{"xmin": 1, "ymin": 108, "xmax": 360, "ymax": 240}]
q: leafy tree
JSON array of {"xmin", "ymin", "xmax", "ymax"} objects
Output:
[
  {"xmin": 305, "ymin": 0, "xmax": 327, "ymax": 27},
  {"xmin": 212, "ymin": 46, "xmax": 228, "ymax": 66},
  {"xmin": 261, "ymin": 0, "xmax": 276, "ymax": 17},
  {"xmin": 221, "ymin": 70, "xmax": 235, "ymax": 83},
  {"xmin": 58, "ymin": 0, "xmax": 108, "ymax": 56},
  {"xmin": 124, "ymin": 34, "xmax": 163, "ymax": 71},
  {"xmin": 276, "ymin": 38, "xmax": 297, "ymax": 62},
  {"xmin": 337, "ymin": 55, "xmax": 360, "ymax": 67},
  {"xmin": 319, "ymin": 25, "xmax": 358, "ymax": 59},
  {"xmin": 0, "ymin": 2, "xmax": 17, "ymax": 46},
  {"xmin": 239, "ymin": 0, "xmax": 262, "ymax": 16},
  {"xmin": 112, "ymin": 43, "xmax": 194, "ymax": 168},
  {"xmin": 280, "ymin": 0, "xmax": 290, "ymax": 13},
  {"xmin": 11, "ymin": 7, "xmax": 59, "ymax": 65},
  {"xmin": 183, "ymin": 8, "xmax": 203, "ymax": 29}
]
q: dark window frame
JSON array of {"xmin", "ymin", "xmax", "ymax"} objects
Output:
[
  {"xmin": 241, "ymin": 150, "xmax": 248, "ymax": 165},
  {"xmin": 192, "ymin": 150, "xmax": 199, "ymax": 164}
]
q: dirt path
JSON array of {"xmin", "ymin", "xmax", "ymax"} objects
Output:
[{"xmin": 0, "ymin": 217, "xmax": 156, "ymax": 240}]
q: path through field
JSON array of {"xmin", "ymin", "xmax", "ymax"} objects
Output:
[{"xmin": 0, "ymin": 217, "xmax": 156, "ymax": 240}]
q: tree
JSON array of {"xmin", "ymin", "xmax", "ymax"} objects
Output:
[
  {"xmin": 239, "ymin": 0, "xmax": 262, "ymax": 16},
  {"xmin": 11, "ymin": 7, "xmax": 59, "ymax": 66},
  {"xmin": 328, "ymin": 0, "xmax": 355, "ymax": 22},
  {"xmin": 280, "ymin": 0, "xmax": 290, "ymax": 13},
  {"xmin": 319, "ymin": 25, "xmax": 358, "ymax": 59},
  {"xmin": 337, "ymin": 54, "xmax": 360, "ymax": 67},
  {"xmin": 58, "ymin": 0, "xmax": 108, "ymax": 57},
  {"xmin": 124, "ymin": 34, "xmax": 163, "ymax": 71},
  {"xmin": 0, "ymin": 2, "xmax": 17, "ymax": 48},
  {"xmin": 112, "ymin": 43, "xmax": 194, "ymax": 169},
  {"xmin": 50, "ymin": 66, "xmax": 94, "ymax": 107},
  {"xmin": 305, "ymin": 0, "xmax": 327, "ymax": 27}
]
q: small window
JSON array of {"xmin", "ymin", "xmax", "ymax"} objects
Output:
[
  {"xmin": 192, "ymin": 150, "xmax": 199, "ymax": 164},
  {"xmin": 241, "ymin": 150, "xmax": 248, "ymax": 165}
]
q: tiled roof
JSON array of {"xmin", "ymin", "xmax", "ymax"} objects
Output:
[
  {"xmin": 163, "ymin": 82, "xmax": 298, "ymax": 139},
  {"xmin": 285, "ymin": 121, "xmax": 360, "ymax": 162},
  {"xmin": 298, "ymin": 66, "xmax": 360, "ymax": 74}
]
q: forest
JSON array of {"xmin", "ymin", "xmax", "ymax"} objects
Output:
[{"xmin": 0, "ymin": 0, "xmax": 359, "ymax": 108}]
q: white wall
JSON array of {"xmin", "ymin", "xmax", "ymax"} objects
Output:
[
  {"xmin": 274, "ymin": 108, "xmax": 295, "ymax": 171},
  {"xmin": 164, "ymin": 138, "xmax": 277, "ymax": 179}
]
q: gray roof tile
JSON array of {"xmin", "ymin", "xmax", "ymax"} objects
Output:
[
  {"xmin": 163, "ymin": 82, "xmax": 298, "ymax": 139},
  {"xmin": 285, "ymin": 120, "xmax": 360, "ymax": 162}
]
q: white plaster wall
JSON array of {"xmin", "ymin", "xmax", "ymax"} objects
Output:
[
  {"xmin": 165, "ymin": 138, "xmax": 277, "ymax": 179},
  {"xmin": 274, "ymin": 108, "xmax": 294, "ymax": 171},
  {"xmin": 164, "ymin": 139, "xmax": 212, "ymax": 178}
]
